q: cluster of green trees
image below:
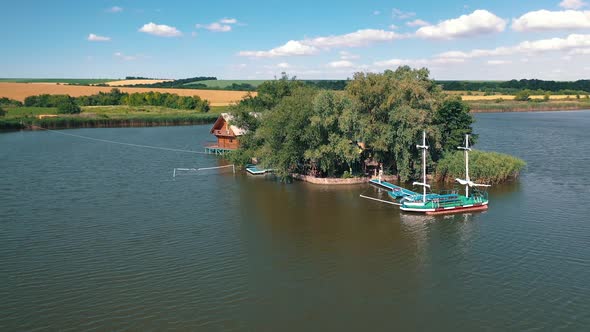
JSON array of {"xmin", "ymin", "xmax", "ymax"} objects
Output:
[
  {"xmin": 122, "ymin": 92, "xmax": 209, "ymax": 111},
  {"xmin": 0, "ymin": 97, "xmax": 21, "ymax": 116},
  {"xmin": 228, "ymin": 68, "xmax": 481, "ymax": 181},
  {"xmin": 23, "ymin": 95, "xmax": 81, "ymax": 114},
  {"xmin": 23, "ymin": 89, "xmax": 209, "ymax": 112},
  {"xmin": 0, "ymin": 97, "xmax": 23, "ymax": 107}
]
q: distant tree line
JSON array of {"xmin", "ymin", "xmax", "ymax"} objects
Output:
[
  {"xmin": 304, "ymin": 80, "xmax": 349, "ymax": 90},
  {"xmin": 187, "ymin": 82, "xmax": 257, "ymax": 91},
  {"xmin": 125, "ymin": 76, "xmax": 163, "ymax": 80},
  {"xmin": 23, "ymin": 89, "xmax": 210, "ymax": 112},
  {"xmin": 132, "ymin": 76, "xmax": 217, "ymax": 88},
  {"xmin": 84, "ymin": 76, "xmax": 590, "ymax": 94},
  {"xmin": 439, "ymin": 79, "xmax": 590, "ymax": 93}
]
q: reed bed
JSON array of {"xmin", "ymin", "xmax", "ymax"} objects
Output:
[{"xmin": 435, "ymin": 150, "xmax": 526, "ymax": 184}]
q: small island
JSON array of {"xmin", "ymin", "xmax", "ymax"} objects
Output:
[{"xmin": 225, "ymin": 67, "xmax": 526, "ymax": 184}]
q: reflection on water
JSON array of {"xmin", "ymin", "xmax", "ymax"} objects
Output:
[{"xmin": 1, "ymin": 111, "xmax": 590, "ymax": 331}]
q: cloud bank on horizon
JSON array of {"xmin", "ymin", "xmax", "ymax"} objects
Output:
[{"xmin": 1, "ymin": 0, "xmax": 590, "ymax": 80}]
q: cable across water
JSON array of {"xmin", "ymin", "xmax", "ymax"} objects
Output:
[{"xmin": 38, "ymin": 127, "xmax": 210, "ymax": 155}]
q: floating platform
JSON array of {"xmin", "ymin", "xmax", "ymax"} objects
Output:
[
  {"xmin": 205, "ymin": 146, "xmax": 234, "ymax": 155},
  {"xmin": 369, "ymin": 179, "xmax": 417, "ymax": 198},
  {"xmin": 246, "ymin": 165, "xmax": 273, "ymax": 175}
]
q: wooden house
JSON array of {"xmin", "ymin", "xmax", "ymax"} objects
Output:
[{"xmin": 209, "ymin": 113, "xmax": 247, "ymax": 150}]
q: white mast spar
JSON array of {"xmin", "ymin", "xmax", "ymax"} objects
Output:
[
  {"xmin": 455, "ymin": 134, "xmax": 491, "ymax": 196},
  {"xmin": 413, "ymin": 131, "xmax": 430, "ymax": 202},
  {"xmin": 457, "ymin": 134, "xmax": 471, "ymax": 197}
]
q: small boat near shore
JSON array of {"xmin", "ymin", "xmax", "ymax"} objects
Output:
[
  {"xmin": 246, "ymin": 164, "xmax": 274, "ymax": 175},
  {"xmin": 366, "ymin": 132, "xmax": 490, "ymax": 215},
  {"xmin": 400, "ymin": 132, "xmax": 490, "ymax": 215}
]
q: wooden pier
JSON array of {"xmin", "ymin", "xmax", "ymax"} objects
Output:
[{"xmin": 204, "ymin": 146, "xmax": 234, "ymax": 155}]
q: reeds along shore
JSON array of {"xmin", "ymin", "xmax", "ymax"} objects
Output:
[
  {"xmin": 467, "ymin": 99, "xmax": 590, "ymax": 113},
  {"xmin": 0, "ymin": 114, "xmax": 219, "ymax": 130}
]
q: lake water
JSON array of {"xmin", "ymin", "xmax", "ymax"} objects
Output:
[{"xmin": 1, "ymin": 111, "xmax": 589, "ymax": 331}]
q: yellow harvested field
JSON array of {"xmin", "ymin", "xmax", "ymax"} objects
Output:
[
  {"xmin": 460, "ymin": 94, "xmax": 575, "ymax": 101},
  {"xmin": 0, "ymin": 82, "xmax": 255, "ymax": 106},
  {"xmin": 104, "ymin": 79, "xmax": 173, "ymax": 86}
]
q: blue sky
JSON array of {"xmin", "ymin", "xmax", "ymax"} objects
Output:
[{"xmin": 1, "ymin": 0, "xmax": 590, "ymax": 80}]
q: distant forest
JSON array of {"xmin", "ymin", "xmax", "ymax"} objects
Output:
[
  {"xmin": 132, "ymin": 76, "xmax": 217, "ymax": 88},
  {"xmin": 438, "ymin": 79, "xmax": 590, "ymax": 93},
  {"xmin": 124, "ymin": 76, "xmax": 590, "ymax": 93}
]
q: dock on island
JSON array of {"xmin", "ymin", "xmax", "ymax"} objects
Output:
[{"xmin": 368, "ymin": 178, "xmax": 417, "ymax": 198}]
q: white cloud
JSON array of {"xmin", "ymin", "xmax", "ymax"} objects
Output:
[
  {"xmin": 438, "ymin": 33, "xmax": 590, "ymax": 59},
  {"xmin": 327, "ymin": 60, "xmax": 354, "ymax": 68},
  {"xmin": 219, "ymin": 17, "xmax": 238, "ymax": 24},
  {"xmin": 389, "ymin": 24, "xmax": 399, "ymax": 30},
  {"xmin": 339, "ymin": 51, "xmax": 360, "ymax": 60},
  {"xmin": 373, "ymin": 10, "xmax": 381, "ymax": 15},
  {"xmin": 196, "ymin": 18, "xmax": 239, "ymax": 32},
  {"xmin": 416, "ymin": 10, "xmax": 506, "ymax": 39},
  {"xmin": 238, "ymin": 29, "xmax": 402, "ymax": 58},
  {"xmin": 512, "ymin": 10, "xmax": 590, "ymax": 31},
  {"xmin": 114, "ymin": 52, "xmax": 138, "ymax": 61},
  {"xmin": 197, "ymin": 22, "xmax": 232, "ymax": 32},
  {"xmin": 239, "ymin": 40, "xmax": 318, "ymax": 57},
  {"xmin": 560, "ymin": 0, "xmax": 587, "ymax": 9},
  {"xmin": 87, "ymin": 33, "xmax": 111, "ymax": 42},
  {"xmin": 306, "ymin": 29, "xmax": 402, "ymax": 48},
  {"xmin": 277, "ymin": 62, "xmax": 290, "ymax": 68},
  {"xmin": 107, "ymin": 6, "xmax": 123, "ymax": 13},
  {"xmin": 487, "ymin": 60, "xmax": 512, "ymax": 65},
  {"xmin": 374, "ymin": 57, "xmax": 465, "ymax": 68},
  {"xmin": 406, "ymin": 19, "xmax": 430, "ymax": 27},
  {"xmin": 139, "ymin": 22, "xmax": 182, "ymax": 37},
  {"xmin": 392, "ymin": 8, "xmax": 415, "ymax": 19},
  {"xmin": 569, "ymin": 47, "xmax": 590, "ymax": 54}
]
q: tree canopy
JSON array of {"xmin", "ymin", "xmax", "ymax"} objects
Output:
[{"xmin": 228, "ymin": 67, "xmax": 479, "ymax": 181}]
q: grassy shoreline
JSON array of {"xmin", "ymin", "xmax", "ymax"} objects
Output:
[
  {"xmin": 3, "ymin": 101, "xmax": 590, "ymax": 131},
  {"xmin": 0, "ymin": 105, "xmax": 226, "ymax": 130},
  {"xmin": 467, "ymin": 99, "xmax": 590, "ymax": 113}
]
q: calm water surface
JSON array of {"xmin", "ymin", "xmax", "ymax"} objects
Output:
[{"xmin": 1, "ymin": 111, "xmax": 589, "ymax": 331}]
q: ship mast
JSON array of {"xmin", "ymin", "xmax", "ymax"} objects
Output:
[
  {"xmin": 414, "ymin": 131, "xmax": 429, "ymax": 202},
  {"xmin": 458, "ymin": 134, "xmax": 471, "ymax": 197}
]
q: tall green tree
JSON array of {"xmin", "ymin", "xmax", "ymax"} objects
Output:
[
  {"xmin": 256, "ymin": 86, "xmax": 317, "ymax": 178},
  {"xmin": 56, "ymin": 97, "xmax": 81, "ymax": 114},
  {"xmin": 347, "ymin": 66, "xmax": 444, "ymax": 180},
  {"xmin": 303, "ymin": 91, "xmax": 361, "ymax": 177},
  {"xmin": 434, "ymin": 97, "xmax": 476, "ymax": 157}
]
